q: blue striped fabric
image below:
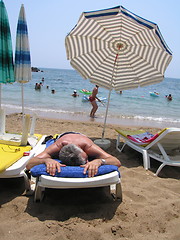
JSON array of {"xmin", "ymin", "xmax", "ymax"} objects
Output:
[
  {"xmin": 14, "ymin": 4, "xmax": 31, "ymax": 83},
  {"xmin": 84, "ymin": 6, "xmax": 120, "ymax": 18},
  {"xmin": 15, "ymin": 51, "xmax": 31, "ymax": 64},
  {"xmin": 17, "ymin": 20, "xmax": 28, "ymax": 34}
]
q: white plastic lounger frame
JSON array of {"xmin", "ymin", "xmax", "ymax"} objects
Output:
[
  {"xmin": 0, "ymin": 113, "xmax": 37, "ymax": 146},
  {"xmin": 0, "ymin": 135, "xmax": 45, "ymax": 191},
  {"xmin": 34, "ymin": 172, "xmax": 122, "ymax": 202},
  {"xmin": 116, "ymin": 128, "xmax": 180, "ymax": 176}
]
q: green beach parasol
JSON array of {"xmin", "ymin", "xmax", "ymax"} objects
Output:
[{"xmin": 0, "ymin": 0, "xmax": 14, "ymax": 109}]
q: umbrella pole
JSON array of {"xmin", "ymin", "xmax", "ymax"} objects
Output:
[
  {"xmin": 0, "ymin": 84, "xmax": 6, "ymax": 134},
  {"xmin": 102, "ymin": 89, "xmax": 111, "ymax": 139},
  {"xmin": 21, "ymin": 83, "xmax": 25, "ymax": 133},
  {"xmin": 101, "ymin": 47, "xmax": 121, "ymax": 140},
  {"xmin": 0, "ymin": 83, "xmax": 1, "ymax": 109},
  {"xmin": 21, "ymin": 83, "xmax": 24, "ymax": 116}
]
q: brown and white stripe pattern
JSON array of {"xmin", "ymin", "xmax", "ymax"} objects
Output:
[{"xmin": 65, "ymin": 6, "xmax": 172, "ymax": 91}]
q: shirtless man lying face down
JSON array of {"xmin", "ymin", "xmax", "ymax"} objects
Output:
[{"xmin": 26, "ymin": 132, "xmax": 121, "ymax": 177}]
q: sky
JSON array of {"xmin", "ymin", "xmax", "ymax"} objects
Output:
[{"xmin": 3, "ymin": 0, "xmax": 180, "ymax": 78}]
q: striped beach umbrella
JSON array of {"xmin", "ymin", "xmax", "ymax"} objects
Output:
[
  {"xmin": 0, "ymin": 0, "xmax": 14, "ymax": 109},
  {"xmin": 65, "ymin": 6, "xmax": 172, "ymax": 139},
  {"xmin": 15, "ymin": 4, "xmax": 31, "ymax": 116}
]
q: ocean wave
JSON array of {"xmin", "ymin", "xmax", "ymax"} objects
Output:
[
  {"xmin": 102, "ymin": 112, "xmax": 180, "ymax": 124},
  {"xmin": 3, "ymin": 103, "xmax": 180, "ymax": 125}
]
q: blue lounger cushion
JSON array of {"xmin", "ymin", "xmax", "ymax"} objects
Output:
[
  {"xmin": 30, "ymin": 138, "xmax": 120, "ymax": 178},
  {"xmin": 30, "ymin": 162, "xmax": 120, "ymax": 178}
]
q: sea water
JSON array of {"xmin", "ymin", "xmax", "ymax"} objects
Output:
[{"xmin": 1, "ymin": 68, "xmax": 180, "ymax": 128}]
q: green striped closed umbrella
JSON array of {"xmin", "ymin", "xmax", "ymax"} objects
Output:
[{"xmin": 0, "ymin": 0, "xmax": 14, "ymax": 109}]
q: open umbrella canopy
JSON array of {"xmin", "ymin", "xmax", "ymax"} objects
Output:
[
  {"xmin": 65, "ymin": 5, "xmax": 172, "ymax": 91},
  {"xmin": 14, "ymin": 4, "xmax": 31, "ymax": 115},
  {"xmin": 65, "ymin": 5, "xmax": 172, "ymax": 140}
]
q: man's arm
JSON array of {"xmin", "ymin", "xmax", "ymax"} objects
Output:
[
  {"xmin": 82, "ymin": 143, "xmax": 121, "ymax": 177},
  {"xmin": 95, "ymin": 97, "xmax": 106, "ymax": 106},
  {"xmin": 26, "ymin": 141, "xmax": 65, "ymax": 176}
]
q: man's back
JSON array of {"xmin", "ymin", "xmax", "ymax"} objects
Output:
[{"xmin": 56, "ymin": 133, "xmax": 92, "ymax": 151}]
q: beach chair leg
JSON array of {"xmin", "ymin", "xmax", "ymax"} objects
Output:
[
  {"xmin": 116, "ymin": 134, "xmax": 126, "ymax": 152},
  {"xmin": 110, "ymin": 183, "xmax": 122, "ymax": 202},
  {"xmin": 22, "ymin": 171, "xmax": 31, "ymax": 191},
  {"xmin": 142, "ymin": 150, "xmax": 150, "ymax": 170},
  {"xmin": 34, "ymin": 179, "xmax": 45, "ymax": 202},
  {"xmin": 115, "ymin": 183, "xmax": 122, "ymax": 201},
  {"xmin": 155, "ymin": 163, "xmax": 166, "ymax": 176}
]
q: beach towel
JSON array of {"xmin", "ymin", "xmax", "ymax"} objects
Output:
[
  {"xmin": 30, "ymin": 163, "xmax": 120, "ymax": 178},
  {"xmin": 127, "ymin": 132, "xmax": 159, "ymax": 144}
]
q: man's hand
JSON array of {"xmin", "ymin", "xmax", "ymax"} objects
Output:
[
  {"xmin": 81, "ymin": 159, "xmax": 102, "ymax": 177},
  {"xmin": 45, "ymin": 158, "xmax": 66, "ymax": 176}
]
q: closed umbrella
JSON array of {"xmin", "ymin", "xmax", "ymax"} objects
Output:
[
  {"xmin": 65, "ymin": 5, "xmax": 172, "ymax": 141},
  {"xmin": 0, "ymin": 0, "xmax": 14, "ymax": 134},
  {"xmin": 14, "ymin": 4, "xmax": 31, "ymax": 116},
  {"xmin": 0, "ymin": 0, "xmax": 14, "ymax": 109}
]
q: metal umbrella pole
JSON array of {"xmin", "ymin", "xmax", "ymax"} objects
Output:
[{"xmin": 101, "ymin": 45, "xmax": 121, "ymax": 140}]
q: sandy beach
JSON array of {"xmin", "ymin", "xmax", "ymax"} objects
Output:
[{"xmin": 0, "ymin": 113, "xmax": 179, "ymax": 240}]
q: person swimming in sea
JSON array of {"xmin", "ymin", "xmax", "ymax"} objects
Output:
[
  {"xmin": 72, "ymin": 90, "xmax": 79, "ymax": 97},
  {"xmin": 166, "ymin": 94, "xmax": 172, "ymax": 101}
]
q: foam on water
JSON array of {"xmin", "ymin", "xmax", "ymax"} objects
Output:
[{"xmin": 1, "ymin": 68, "xmax": 180, "ymax": 128}]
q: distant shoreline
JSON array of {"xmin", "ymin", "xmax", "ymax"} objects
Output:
[{"xmin": 5, "ymin": 108, "xmax": 179, "ymax": 129}]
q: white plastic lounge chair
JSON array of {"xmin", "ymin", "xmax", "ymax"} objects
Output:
[
  {"xmin": 0, "ymin": 135, "xmax": 45, "ymax": 191},
  {"xmin": 0, "ymin": 110, "xmax": 47, "ymax": 191},
  {"xmin": 34, "ymin": 171, "xmax": 122, "ymax": 202},
  {"xmin": 115, "ymin": 128, "xmax": 180, "ymax": 176},
  {"xmin": 30, "ymin": 142, "xmax": 122, "ymax": 202}
]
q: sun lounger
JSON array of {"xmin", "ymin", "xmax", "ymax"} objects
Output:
[
  {"xmin": 32, "ymin": 170, "xmax": 122, "ymax": 202},
  {"xmin": 0, "ymin": 134, "xmax": 45, "ymax": 191},
  {"xmin": 115, "ymin": 128, "xmax": 180, "ymax": 176},
  {"xmin": 0, "ymin": 110, "xmax": 47, "ymax": 191},
  {"xmin": 30, "ymin": 139, "xmax": 122, "ymax": 202}
]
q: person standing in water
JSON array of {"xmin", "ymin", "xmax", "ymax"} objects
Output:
[{"xmin": 89, "ymin": 85, "xmax": 100, "ymax": 118}]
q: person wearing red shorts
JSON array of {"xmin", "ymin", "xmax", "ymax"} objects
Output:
[{"xmin": 89, "ymin": 85, "xmax": 99, "ymax": 118}]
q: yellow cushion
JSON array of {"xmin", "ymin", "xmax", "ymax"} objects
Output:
[
  {"xmin": 0, "ymin": 144, "xmax": 32, "ymax": 173},
  {"xmin": 115, "ymin": 129, "xmax": 146, "ymax": 137},
  {"xmin": 0, "ymin": 134, "xmax": 42, "ymax": 172}
]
